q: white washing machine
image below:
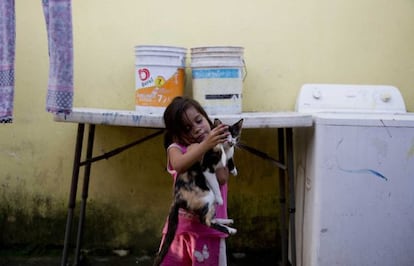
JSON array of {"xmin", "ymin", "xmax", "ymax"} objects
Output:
[{"xmin": 293, "ymin": 84, "xmax": 414, "ymax": 266}]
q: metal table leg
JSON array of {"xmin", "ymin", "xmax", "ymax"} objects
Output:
[
  {"xmin": 286, "ymin": 128, "xmax": 296, "ymax": 266},
  {"xmin": 74, "ymin": 124, "xmax": 95, "ymax": 265},
  {"xmin": 278, "ymin": 128, "xmax": 288, "ymax": 266},
  {"xmin": 61, "ymin": 124, "xmax": 85, "ymax": 266}
]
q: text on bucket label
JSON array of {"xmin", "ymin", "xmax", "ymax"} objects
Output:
[{"xmin": 135, "ymin": 67, "xmax": 184, "ymax": 107}]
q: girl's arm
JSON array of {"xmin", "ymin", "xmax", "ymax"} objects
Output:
[{"xmin": 168, "ymin": 144, "xmax": 204, "ymax": 174}]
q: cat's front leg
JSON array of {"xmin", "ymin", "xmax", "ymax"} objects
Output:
[
  {"xmin": 227, "ymin": 158, "xmax": 238, "ymax": 176},
  {"xmin": 212, "ymin": 218, "xmax": 234, "ymax": 225},
  {"xmin": 210, "ymin": 222, "xmax": 237, "ymax": 235},
  {"xmin": 230, "ymin": 167, "xmax": 238, "ymax": 176}
]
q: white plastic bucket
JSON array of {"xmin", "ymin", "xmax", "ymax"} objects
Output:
[
  {"xmin": 190, "ymin": 46, "xmax": 244, "ymax": 115},
  {"xmin": 135, "ymin": 45, "xmax": 186, "ymax": 114}
]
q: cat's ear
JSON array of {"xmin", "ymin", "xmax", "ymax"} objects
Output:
[
  {"xmin": 214, "ymin": 119, "xmax": 222, "ymax": 127},
  {"xmin": 235, "ymin": 119, "xmax": 244, "ymax": 128}
]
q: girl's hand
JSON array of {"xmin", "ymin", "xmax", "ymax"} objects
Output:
[{"xmin": 202, "ymin": 124, "xmax": 229, "ymax": 149}]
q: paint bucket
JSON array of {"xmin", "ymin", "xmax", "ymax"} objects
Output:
[
  {"xmin": 135, "ymin": 45, "xmax": 186, "ymax": 114},
  {"xmin": 190, "ymin": 46, "xmax": 244, "ymax": 115}
]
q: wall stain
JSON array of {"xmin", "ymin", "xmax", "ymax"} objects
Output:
[
  {"xmin": 0, "ymin": 192, "xmax": 160, "ymax": 256},
  {"xmin": 1, "ymin": 129, "xmax": 282, "ymax": 257},
  {"xmin": 1, "ymin": 189, "xmax": 282, "ymax": 256}
]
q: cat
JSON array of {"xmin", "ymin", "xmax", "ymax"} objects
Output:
[
  {"xmin": 204, "ymin": 118, "xmax": 243, "ymax": 206},
  {"xmin": 153, "ymin": 118, "xmax": 243, "ymax": 266}
]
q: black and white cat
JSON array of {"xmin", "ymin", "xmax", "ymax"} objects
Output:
[
  {"xmin": 153, "ymin": 118, "xmax": 243, "ymax": 266},
  {"xmin": 204, "ymin": 118, "xmax": 242, "ymax": 206}
]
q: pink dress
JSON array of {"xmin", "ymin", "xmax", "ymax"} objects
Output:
[{"xmin": 159, "ymin": 143, "xmax": 228, "ymax": 266}]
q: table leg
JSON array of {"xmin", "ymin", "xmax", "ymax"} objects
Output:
[
  {"xmin": 278, "ymin": 128, "xmax": 288, "ymax": 266},
  {"xmin": 61, "ymin": 124, "xmax": 85, "ymax": 266},
  {"xmin": 74, "ymin": 124, "xmax": 95, "ymax": 265},
  {"xmin": 286, "ymin": 128, "xmax": 296, "ymax": 266}
]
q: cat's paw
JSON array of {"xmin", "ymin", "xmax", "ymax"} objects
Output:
[
  {"xmin": 212, "ymin": 218, "xmax": 234, "ymax": 225},
  {"xmin": 227, "ymin": 227, "xmax": 237, "ymax": 235},
  {"xmin": 230, "ymin": 168, "xmax": 238, "ymax": 176}
]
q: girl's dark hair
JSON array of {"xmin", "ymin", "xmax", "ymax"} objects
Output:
[{"xmin": 163, "ymin": 96, "xmax": 212, "ymax": 149}]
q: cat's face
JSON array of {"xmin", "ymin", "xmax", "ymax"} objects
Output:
[{"xmin": 214, "ymin": 119, "xmax": 243, "ymax": 147}]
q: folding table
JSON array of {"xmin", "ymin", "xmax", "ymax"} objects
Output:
[{"xmin": 54, "ymin": 107, "xmax": 312, "ymax": 266}]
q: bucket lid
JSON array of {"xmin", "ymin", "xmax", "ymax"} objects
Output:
[
  {"xmin": 190, "ymin": 46, "xmax": 244, "ymax": 55},
  {"xmin": 190, "ymin": 55, "xmax": 244, "ymax": 68},
  {"xmin": 135, "ymin": 45, "xmax": 186, "ymax": 54}
]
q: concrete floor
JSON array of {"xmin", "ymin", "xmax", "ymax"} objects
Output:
[
  {"xmin": 0, "ymin": 252, "xmax": 281, "ymax": 266},
  {"xmin": 0, "ymin": 244, "xmax": 281, "ymax": 266}
]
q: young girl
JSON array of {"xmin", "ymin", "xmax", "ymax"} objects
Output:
[{"xmin": 158, "ymin": 96, "xmax": 231, "ymax": 266}]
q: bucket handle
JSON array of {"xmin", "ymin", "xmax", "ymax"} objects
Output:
[{"xmin": 242, "ymin": 59, "xmax": 248, "ymax": 82}]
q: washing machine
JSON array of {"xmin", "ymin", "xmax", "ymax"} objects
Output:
[{"xmin": 293, "ymin": 84, "xmax": 414, "ymax": 266}]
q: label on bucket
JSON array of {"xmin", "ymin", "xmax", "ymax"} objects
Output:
[
  {"xmin": 192, "ymin": 68, "xmax": 242, "ymax": 115},
  {"xmin": 135, "ymin": 66, "xmax": 184, "ymax": 110}
]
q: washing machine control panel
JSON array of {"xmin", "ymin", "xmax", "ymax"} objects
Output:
[{"xmin": 296, "ymin": 84, "xmax": 406, "ymax": 113}]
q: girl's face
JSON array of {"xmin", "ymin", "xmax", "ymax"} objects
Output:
[{"xmin": 182, "ymin": 106, "xmax": 211, "ymax": 143}]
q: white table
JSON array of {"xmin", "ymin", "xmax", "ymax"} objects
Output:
[{"xmin": 54, "ymin": 107, "xmax": 312, "ymax": 266}]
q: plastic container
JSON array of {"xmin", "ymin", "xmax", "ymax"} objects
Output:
[
  {"xmin": 135, "ymin": 45, "xmax": 186, "ymax": 114},
  {"xmin": 190, "ymin": 46, "xmax": 244, "ymax": 115}
]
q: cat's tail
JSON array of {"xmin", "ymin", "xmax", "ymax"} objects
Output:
[{"xmin": 153, "ymin": 202, "xmax": 179, "ymax": 266}]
